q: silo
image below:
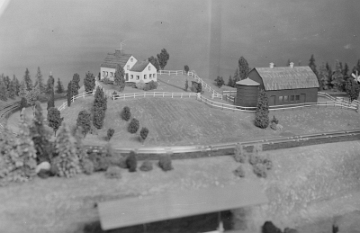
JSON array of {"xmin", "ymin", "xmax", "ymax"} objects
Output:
[{"xmin": 235, "ymin": 78, "xmax": 260, "ymax": 107}]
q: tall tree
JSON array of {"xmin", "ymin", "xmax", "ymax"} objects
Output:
[
  {"xmin": 227, "ymin": 75, "xmax": 234, "ymax": 87},
  {"xmin": 345, "ymin": 78, "xmax": 360, "ymax": 102},
  {"xmin": 308, "ymin": 54, "xmax": 322, "ymax": 90},
  {"xmin": 148, "ymin": 56, "xmax": 160, "ymax": 71},
  {"xmin": 25, "ymin": 87, "xmax": 40, "ymax": 107},
  {"xmin": 72, "ymin": 73, "xmax": 80, "ymax": 96},
  {"xmin": 76, "ymin": 110, "xmax": 91, "ymax": 136},
  {"xmin": 343, "ymin": 63, "xmax": 349, "ymax": 79},
  {"xmin": 114, "ymin": 64, "xmax": 125, "ymax": 91},
  {"xmin": 56, "ymin": 78, "xmax": 64, "ymax": 93},
  {"xmin": 46, "ymin": 75, "xmax": 55, "ymax": 95},
  {"xmin": 238, "ymin": 56, "xmax": 250, "ymax": 81},
  {"xmin": 233, "ymin": 68, "xmax": 240, "ymax": 83},
  {"xmin": 84, "ymin": 72, "xmax": 96, "ymax": 93},
  {"xmin": 47, "ymin": 107, "xmax": 62, "ymax": 136},
  {"xmin": 3, "ymin": 75, "xmax": 10, "ymax": 92},
  {"xmin": 0, "ymin": 78, "xmax": 8, "ymax": 101},
  {"xmin": 67, "ymin": 81, "xmax": 72, "ymax": 107},
  {"xmin": 47, "ymin": 85, "xmax": 55, "ymax": 110},
  {"xmin": 157, "ymin": 48, "xmax": 170, "ymax": 70},
  {"xmin": 92, "ymin": 86, "xmax": 107, "ymax": 129},
  {"xmin": 24, "ymin": 68, "xmax": 33, "ymax": 91},
  {"xmin": 318, "ymin": 62, "xmax": 330, "ymax": 90},
  {"xmin": 331, "ymin": 60, "xmax": 344, "ymax": 91},
  {"xmin": 254, "ymin": 90, "xmax": 269, "ymax": 129},
  {"xmin": 326, "ymin": 62, "xmax": 333, "ymax": 89},
  {"xmin": 8, "ymin": 78, "xmax": 16, "ymax": 99},
  {"xmin": 19, "ymin": 79, "xmax": 27, "ymax": 98},
  {"xmin": 13, "ymin": 75, "xmax": 20, "ymax": 96},
  {"xmin": 34, "ymin": 67, "xmax": 45, "ymax": 93}
]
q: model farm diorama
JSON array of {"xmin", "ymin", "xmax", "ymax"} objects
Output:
[{"xmin": 1, "ymin": 48, "xmax": 360, "ymax": 233}]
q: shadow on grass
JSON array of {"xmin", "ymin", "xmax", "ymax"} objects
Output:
[
  {"xmin": 82, "ymin": 211, "xmax": 233, "ymax": 233},
  {"xmin": 157, "ymin": 79, "xmax": 185, "ymax": 92}
]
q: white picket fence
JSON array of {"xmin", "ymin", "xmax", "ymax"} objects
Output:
[{"xmin": 113, "ymin": 92, "xmax": 197, "ymax": 100}]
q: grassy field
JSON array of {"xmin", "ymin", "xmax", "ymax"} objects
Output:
[{"xmin": 1, "ymin": 141, "xmax": 360, "ymax": 233}]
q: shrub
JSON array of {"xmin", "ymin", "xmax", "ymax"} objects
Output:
[
  {"xmin": 262, "ymin": 221, "xmax": 282, "ymax": 233},
  {"xmin": 136, "ymin": 80, "xmax": 145, "ymax": 90},
  {"xmin": 143, "ymin": 84, "xmax": 150, "ymax": 91},
  {"xmin": 140, "ymin": 127, "xmax": 149, "ymax": 143},
  {"xmin": 76, "ymin": 110, "xmax": 91, "ymax": 136},
  {"xmin": 271, "ymin": 116, "xmax": 279, "ymax": 124},
  {"xmin": 105, "ymin": 166, "xmax": 122, "ymax": 179},
  {"xmin": 81, "ymin": 159, "xmax": 94, "ymax": 175},
  {"xmin": 249, "ymin": 154, "xmax": 261, "ymax": 165},
  {"xmin": 184, "ymin": 65, "xmax": 189, "ymax": 74},
  {"xmin": 263, "ymin": 158, "xmax": 273, "ymax": 170},
  {"xmin": 121, "ymin": 106, "xmax": 131, "ymax": 121},
  {"xmin": 88, "ymin": 153, "xmax": 109, "ymax": 172},
  {"xmin": 140, "ymin": 160, "xmax": 153, "ymax": 172},
  {"xmin": 254, "ymin": 90, "xmax": 269, "ymax": 129},
  {"xmin": 126, "ymin": 151, "xmax": 137, "ymax": 172},
  {"xmin": 107, "ymin": 128, "xmax": 115, "ymax": 141},
  {"xmin": 108, "ymin": 155, "xmax": 127, "ymax": 168},
  {"xmin": 284, "ymin": 227, "xmax": 299, "ymax": 233},
  {"xmin": 233, "ymin": 165, "xmax": 245, "ymax": 178},
  {"xmin": 253, "ymin": 163, "xmax": 267, "ymax": 178},
  {"xmin": 197, "ymin": 83, "xmax": 202, "ymax": 93},
  {"xmin": 20, "ymin": 97, "xmax": 28, "ymax": 108},
  {"xmin": 234, "ymin": 144, "xmax": 246, "ymax": 163},
  {"xmin": 102, "ymin": 77, "xmax": 113, "ymax": 85},
  {"xmin": 149, "ymin": 80, "xmax": 158, "ymax": 90},
  {"xmin": 158, "ymin": 154, "xmax": 173, "ymax": 171},
  {"xmin": 128, "ymin": 118, "xmax": 139, "ymax": 134}
]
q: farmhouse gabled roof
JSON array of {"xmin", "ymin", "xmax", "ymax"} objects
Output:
[
  {"xmin": 130, "ymin": 60, "xmax": 150, "ymax": 72},
  {"xmin": 236, "ymin": 78, "xmax": 260, "ymax": 86},
  {"xmin": 254, "ymin": 66, "xmax": 319, "ymax": 91},
  {"xmin": 101, "ymin": 49, "xmax": 132, "ymax": 69}
]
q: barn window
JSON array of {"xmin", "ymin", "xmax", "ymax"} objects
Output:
[
  {"xmin": 149, "ymin": 74, "xmax": 152, "ymax": 78},
  {"xmin": 290, "ymin": 95, "xmax": 294, "ymax": 101},
  {"xmin": 279, "ymin": 96, "xmax": 283, "ymax": 102},
  {"xmin": 284, "ymin": 96, "xmax": 288, "ymax": 101},
  {"xmin": 296, "ymin": 95, "xmax": 300, "ymax": 100}
]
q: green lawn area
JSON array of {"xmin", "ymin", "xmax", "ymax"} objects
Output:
[{"xmin": 1, "ymin": 141, "xmax": 360, "ymax": 233}]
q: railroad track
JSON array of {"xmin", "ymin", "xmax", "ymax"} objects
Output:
[{"xmin": 83, "ymin": 129, "xmax": 360, "ymax": 156}]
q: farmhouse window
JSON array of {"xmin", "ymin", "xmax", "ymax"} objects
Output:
[
  {"xmin": 137, "ymin": 75, "xmax": 139, "ymax": 80},
  {"xmin": 144, "ymin": 74, "xmax": 147, "ymax": 79},
  {"xmin": 284, "ymin": 95, "xmax": 288, "ymax": 101},
  {"xmin": 110, "ymin": 72, "xmax": 114, "ymax": 77},
  {"xmin": 131, "ymin": 75, "xmax": 133, "ymax": 79},
  {"xmin": 279, "ymin": 96, "xmax": 283, "ymax": 102},
  {"xmin": 148, "ymin": 66, "xmax": 151, "ymax": 71},
  {"xmin": 296, "ymin": 95, "xmax": 300, "ymax": 100},
  {"xmin": 103, "ymin": 71, "xmax": 106, "ymax": 77},
  {"xmin": 290, "ymin": 95, "xmax": 294, "ymax": 101}
]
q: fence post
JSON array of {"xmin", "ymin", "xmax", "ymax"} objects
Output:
[
  {"xmin": 134, "ymin": 93, "xmax": 135, "ymax": 99},
  {"xmin": 153, "ymin": 92, "xmax": 155, "ymax": 97},
  {"xmin": 163, "ymin": 93, "xmax": 165, "ymax": 97},
  {"xmin": 144, "ymin": 92, "xmax": 146, "ymax": 98}
]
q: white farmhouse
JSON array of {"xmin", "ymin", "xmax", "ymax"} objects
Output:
[{"xmin": 100, "ymin": 49, "xmax": 157, "ymax": 84}]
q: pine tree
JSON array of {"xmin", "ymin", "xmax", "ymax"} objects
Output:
[
  {"xmin": 8, "ymin": 78, "xmax": 16, "ymax": 99},
  {"xmin": 3, "ymin": 75, "xmax": 10, "ymax": 92},
  {"xmin": 72, "ymin": 73, "xmax": 80, "ymax": 96},
  {"xmin": 121, "ymin": 106, "xmax": 131, "ymax": 121},
  {"xmin": 92, "ymin": 86, "xmax": 106, "ymax": 129},
  {"xmin": 157, "ymin": 48, "xmax": 170, "ymax": 70},
  {"xmin": 326, "ymin": 62, "xmax": 333, "ymax": 89},
  {"xmin": 308, "ymin": 54, "xmax": 321, "ymax": 90},
  {"xmin": 233, "ymin": 68, "xmax": 240, "ymax": 83},
  {"xmin": 0, "ymin": 78, "xmax": 8, "ymax": 101},
  {"xmin": 13, "ymin": 75, "xmax": 20, "ymax": 96},
  {"xmin": 34, "ymin": 67, "xmax": 45, "ymax": 93},
  {"xmin": 19, "ymin": 80, "xmax": 27, "ymax": 98},
  {"xmin": 56, "ymin": 78, "xmax": 64, "ymax": 93},
  {"xmin": 24, "ymin": 68, "xmax": 33, "ymax": 91},
  {"xmin": 227, "ymin": 75, "xmax": 234, "ymax": 87},
  {"xmin": 254, "ymin": 90, "xmax": 269, "ymax": 129},
  {"xmin": 238, "ymin": 56, "xmax": 250, "ymax": 81},
  {"xmin": 319, "ymin": 62, "xmax": 330, "ymax": 90},
  {"xmin": 343, "ymin": 63, "xmax": 349, "ymax": 79},
  {"xmin": 84, "ymin": 71, "xmax": 95, "ymax": 93},
  {"xmin": 76, "ymin": 110, "xmax": 91, "ymax": 136},
  {"xmin": 47, "ymin": 107, "xmax": 62, "ymax": 136},
  {"xmin": 128, "ymin": 118, "xmax": 139, "ymax": 134},
  {"xmin": 148, "ymin": 56, "xmax": 160, "ymax": 71},
  {"xmin": 114, "ymin": 64, "xmax": 125, "ymax": 91},
  {"xmin": 46, "ymin": 75, "xmax": 55, "ymax": 95},
  {"xmin": 67, "ymin": 81, "xmax": 72, "ymax": 107},
  {"xmin": 331, "ymin": 60, "xmax": 344, "ymax": 91},
  {"xmin": 47, "ymin": 85, "xmax": 55, "ymax": 110},
  {"xmin": 140, "ymin": 127, "xmax": 149, "ymax": 144},
  {"xmin": 54, "ymin": 122, "xmax": 81, "ymax": 178},
  {"xmin": 25, "ymin": 88, "xmax": 40, "ymax": 106}
]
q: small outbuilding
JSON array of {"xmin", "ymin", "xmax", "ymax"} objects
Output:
[
  {"xmin": 242, "ymin": 63, "xmax": 319, "ymax": 106},
  {"xmin": 235, "ymin": 78, "xmax": 260, "ymax": 107}
]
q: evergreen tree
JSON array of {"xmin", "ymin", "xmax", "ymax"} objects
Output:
[
  {"xmin": 84, "ymin": 71, "xmax": 96, "ymax": 93},
  {"xmin": 72, "ymin": 73, "xmax": 80, "ymax": 96},
  {"xmin": 326, "ymin": 62, "xmax": 333, "ymax": 89},
  {"xmin": 24, "ymin": 68, "xmax": 33, "ymax": 91},
  {"xmin": 76, "ymin": 110, "xmax": 91, "ymax": 136},
  {"xmin": 8, "ymin": 78, "xmax": 16, "ymax": 99},
  {"xmin": 227, "ymin": 75, "xmax": 234, "ymax": 87},
  {"xmin": 140, "ymin": 127, "xmax": 149, "ymax": 144},
  {"xmin": 56, "ymin": 78, "xmax": 64, "ymax": 93},
  {"xmin": 13, "ymin": 75, "xmax": 20, "ymax": 96},
  {"xmin": 148, "ymin": 56, "xmax": 160, "ymax": 71},
  {"xmin": 308, "ymin": 54, "xmax": 321, "ymax": 90},
  {"xmin": 34, "ymin": 67, "xmax": 45, "ymax": 93},
  {"xmin": 54, "ymin": 122, "xmax": 81, "ymax": 178},
  {"xmin": 114, "ymin": 64, "xmax": 125, "ymax": 91},
  {"xmin": 0, "ymin": 78, "xmax": 8, "ymax": 101},
  {"xmin": 47, "ymin": 85, "xmax": 55, "ymax": 110},
  {"xmin": 343, "ymin": 63, "xmax": 349, "ymax": 79},
  {"xmin": 25, "ymin": 88, "xmax": 40, "ymax": 106},
  {"xmin": 184, "ymin": 65, "xmax": 189, "ymax": 74},
  {"xmin": 92, "ymin": 86, "xmax": 107, "ymax": 129},
  {"xmin": 345, "ymin": 78, "xmax": 360, "ymax": 102},
  {"xmin": 67, "ymin": 81, "xmax": 72, "ymax": 107},
  {"xmin": 19, "ymin": 80, "xmax": 27, "ymax": 98},
  {"xmin": 238, "ymin": 56, "xmax": 250, "ymax": 80},
  {"xmin": 319, "ymin": 62, "xmax": 330, "ymax": 90},
  {"xmin": 185, "ymin": 79, "xmax": 188, "ymax": 91},
  {"xmin": 254, "ymin": 90, "xmax": 269, "ymax": 129},
  {"xmin": 3, "ymin": 75, "xmax": 10, "ymax": 92},
  {"xmin": 128, "ymin": 118, "xmax": 139, "ymax": 134},
  {"xmin": 47, "ymin": 107, "xmax": 62, "ymax": 136},
  {"xmin": 233, "ymin": 68, "xmax": 240, "ymax": 83},
  {"xmin": 331, "ymin": 60, "xmax": 344, "ymax": 91},
  {"xmin": 157, "ymin": 48, "xmax": 170, "ymax": 70},
  {"xmin": 121, "ymin": 106, "xmax": 131, "ymax": 121},
  {"xmin": 215, "ymin": 76, "xmax": 225, "ymax": 87},
  {"xmin": 46, "ymin": 75, "xmax": 55, "ymax": 95},
  {"xmin": 20, "ymin": 97, "xmax": 27, "ymax": 109}
]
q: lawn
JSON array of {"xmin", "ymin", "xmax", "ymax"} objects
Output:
[{"xmin": 1, "ymin": 141, "xmax": 360, "ymax": 233}]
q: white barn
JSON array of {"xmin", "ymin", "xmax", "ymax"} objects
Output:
[{"xmin": 100, "ymin": 49, "xmax": 157, "ymax": 83}]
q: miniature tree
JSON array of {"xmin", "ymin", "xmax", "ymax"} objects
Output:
[
  {"xmin": 56, "ymin": 78, "xmax": 64, "ymax": 94},
  {"xmin": 46, "ymin": 75, "xmax": 55, "ymax": 95},
  {"xmin": 215, "ymin": 76, "xmax": 225, "ymax": 88},
  {"xmin": 148, "ymin": 56, "xmax": 160, "ymax": 71},
  {"xmin": 157, "ymin": 48, "xmax": 170, "ymax": 70},
  {"xmin": 0, "ymin": 78, "xmax": 8, "ymax": 101},
  {"xmin": 331, "ymin": 60, "xmax": 344, "ymax": 91},
  {"xmin": 234, "ymin": 144, "xmax": 246, "ymax": 163},
  {"xmin": 227, "ymin": 75, "xmax": 234, "ymax": 87},
  {"xmin": 238, "ymin": 56, "xmax": 250, "ymax": 81},
  {"xmin": 184, "ymin": 65, "xmax": 189, "ymax": 74},
  {"xmin": 2, "ymin": 75, "xmax": 10, "ymax": 92},
  {"xmin": 8, "ymin": 79, "xmax": 16, "ymax": 99},
  {"xmin": 19, "ymin": 80, "xmax": 27, "ymax": 98},
  {"xmin": 92, "ymin": 86, "xmax": 107, "ymax": 129},
  {"xmin": 13, "ymin": 75, "xmax": 20, "ymax": 96},
  {"xmin": 140, "ymin": 160, "xmax": 153, "ymax": 172},
  {"xmin": 84, "ymin": 71, "xmax": 96, "ymax": 93},
  {"xmin": 140, "ymin": 127, "xmax": 149, "ymax": 144},
  {"xmin": 72, "ymin": 73, "xmax": 81, "ymax": 96},
  {"xmin": 34, "ymin": 67, "xmax": 45, "ymax": 94},
  {"xmin": 24, "ymin": 68, "xmax": 33, "ymax": 91},
  {"xmin": 53, "ymin": 122, "xmax": 81, "ymax": 178},
  {"xmin": 72, "ymin": 125, "xmax": 87, "ymax": 162},
  {"xmin": 47, "ymin": 85, "xmax": 55, "ymax": 110},
  {"xmin": 25, "ymin": 88, "xmax": 40, "ymax": 107},
  {"xmin": 308, "ymin": 54, "xmax": 322, "ymax": 90},
  {"xmin": 345, "ymin": 78, "xmax": 360, "ymax": 102},
  {"xmin": 20, "ymin": 97, "xmax": 27, "ymax": 108},
  {"xmin": 67, "ymin": 81, "xmax": 72, "ymax": 107},
  {"xmin": 128, "ymin": 118, "xmax": 139, "ymax": 134},
  {"xmin": 121, "ymin": 106, "xmax": 131, "ymax": 121},
  {"xmin": 114, "ymin": 64, "xmax": 125, "ymax": 91},
  {"xmin": 158, "ymin": 154, "xmax": 173, "ymax": 171},
  {"xmin": 126, "ymin": 151, "xmax": 137, "ymax": 172},
  {"xmin": 185, "ymin": 80, "xmax": 188, "ymax": 91},
  {"xmin": 107, "ymin": 128, "xmax": 115, "ymax": 141},
  {"xmin": 47, "ymin": 107, "xmax": 62, "ymax": 136},
  {"xmin": 76, "ymin": 110, "xmax": 92, "ymax": 136},
  {"xmin": 92, "ymin": 107, "xmax": 105, "ymax": 129},
  {"xmin": 254, "ymin": 90, "xmax": 269, "ymax": 129}
]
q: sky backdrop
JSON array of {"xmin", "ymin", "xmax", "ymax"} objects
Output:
[{"xmin": 0, "ymin": 0, "xmax": 359, "ymax": 85}]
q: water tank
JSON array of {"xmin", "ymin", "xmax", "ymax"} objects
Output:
[{"xmin": 235, "ymin": 78, "xmax": 260, "ymax": 107}]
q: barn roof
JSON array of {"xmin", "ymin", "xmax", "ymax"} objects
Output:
[
  {"xmin": 101, "ymin": 50, "xmax": 132, "ymax": 69},
  {"xmin": 254, "ymin": 66, "xmax": 319, "ymax": 91},
  {"xmin": 130, "ymin": 60, "xmax": 150, "ymax": 72},
  {"xmin": 236, "ymin": 78, "xmax": 260, "ymax": 86},
  {"xmin": 98, "ymin": 181, "xmax": 268, "ymax": 230}
]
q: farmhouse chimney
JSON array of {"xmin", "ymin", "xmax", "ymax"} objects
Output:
[
  {"xmin": 269, "ymin": 63, "xmax": 274, "ymax": 68},
  {"xmin": 289, "ymin": 62, "xmax": 294, "ymax": 68}
]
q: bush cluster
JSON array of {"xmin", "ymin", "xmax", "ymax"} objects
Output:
[
  {"xmin": 143, "ymin": 81, "xmax": 158, "ymax": 91},
  {"xmin": 158, "ymin": 154, "xmax": 173, "ymax": 171},
  {"xmin": 233, "ymin": 144, "xmax": 246, "ymax": 163},
  {"xmin": 121, "ymin": 106, "xmax": 131, "ymax": 121},
  {"xmin": 136, "ymin": 80, "xmax": 146, "ymax": 90},
  {"xmin": 126, "ymin": 151, "xmax": 137, "ymax": 172},
  {"xmin": 101, "ymin": 77, "xmax": 113, "ymax": 85},
  {"xmin": 140, "ymin": 160, "xmax": 153, "ymax": 172},
  {"xmin": 107, "ymin": 128, "xmax": 115, "ymax": 141},
  {"xmin": 128, "ymin": 118, "xmax": 140, "ymax": 134}
]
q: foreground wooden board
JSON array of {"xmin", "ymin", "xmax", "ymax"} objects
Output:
[{"xmin": 98, "ymin": 180, "xmax": 268, "ymax": 230}]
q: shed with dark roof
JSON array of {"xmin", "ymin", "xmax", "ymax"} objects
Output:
[{"xmin": 246, "ymin": 65, "xmax": 319, "ymax": 106}]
